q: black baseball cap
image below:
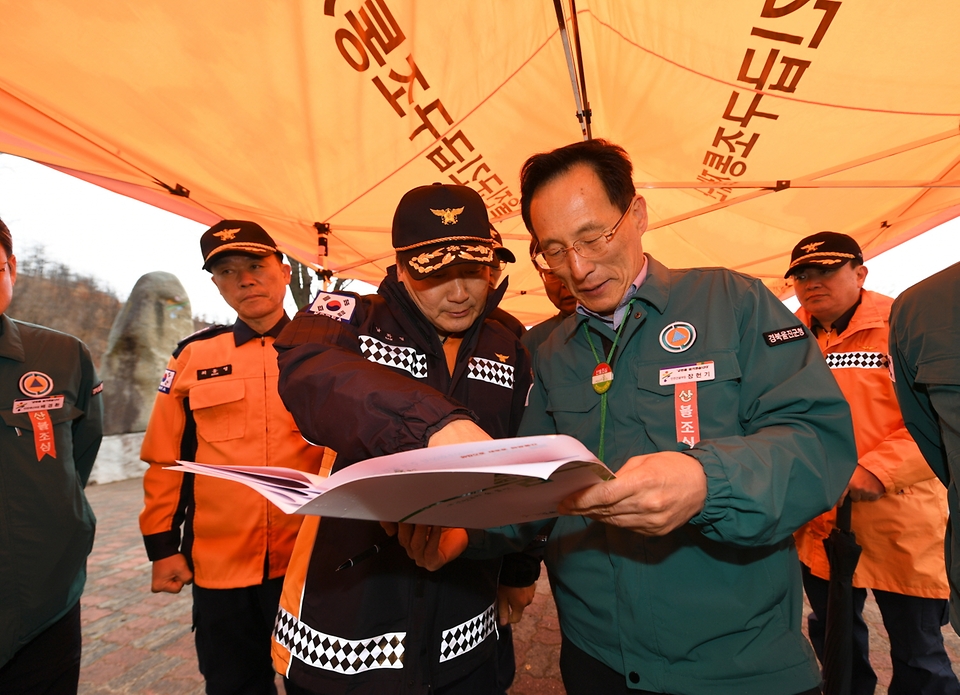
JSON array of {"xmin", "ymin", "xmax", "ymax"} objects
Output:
[
  {"xmin": 784, "ymin": 231, "xmax": 863, "ymax": 278},
  {"xmin": 393, "ymin": 183, "xmax": 499, "ymax": 280},
  {"xmin": 201, "ymin": 220, "xmax": 279, "ymax": 271},
  {"xmin": 490, "ymin": 226, "xmax": 516, "ymax": 264}
]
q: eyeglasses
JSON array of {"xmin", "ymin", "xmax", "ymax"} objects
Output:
[{"xmin": 532, "ymin": 197, "xmax": 636, "ymax": 270}]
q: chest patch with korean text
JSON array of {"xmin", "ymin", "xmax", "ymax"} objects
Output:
[
  {"xmin": 198, "ymin": 364, "xmax": 233, "ymax": 380},
  {"xmin": 763, "ymin": 325, "xmax": 807, "ymax": 347},
  {"xmin": 13, "ymin": 396, "xmax": 65, "ymax": 414},
  {"xmin": 659, "ymin": 361, "xmax": 716, "ymax": 386}
]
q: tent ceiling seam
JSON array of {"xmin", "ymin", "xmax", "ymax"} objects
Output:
[
  {"xmin": 317, "ymin": 27, "xmax": 562, "ymax": 224},
  {"xmin": 584, "ymin": 11, "xmax": 960, "ymax": 118},
  {"xmin": 1, "ymin": 86, "xmax": 213, "ymax": 214}
]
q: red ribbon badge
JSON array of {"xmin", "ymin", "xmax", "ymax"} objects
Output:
[
  {"xmin": 674, "ymin": 382, "xmax": 700, "ymax": 447},
  {"xmin": 28, "ymin": 410, "xmax": 57, "ymax": 461}
]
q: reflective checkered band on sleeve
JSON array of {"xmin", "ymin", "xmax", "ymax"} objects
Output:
[
  {"xmin": 439, "ymin": 603, "xmax": 497, "ymax": 663},
  {"xmin": 359, "ymin": 335, "xmax": 428, "ymax": 379},
  {"xmin": 274, "ymin": 608, "xmax": 405, "ymax": 674},
  {"xmin": 466, "ymin": 357, "xmax": 515, "ymax": 389},
  {"xmin": 824, "ymin": 351, "xmax": 890, "ymax": 370}
]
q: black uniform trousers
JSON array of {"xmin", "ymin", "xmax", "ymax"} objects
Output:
[
  {"xmin": 802, "ymin": 564, "xmax": 960, "ymax": 695},
  {"xmin": 0, "ymin": 600, "xmax": 82, "ymax": 695},
  {"xmin": 193, "ymin": 577, "xmax": 311, "ymax": 695}
]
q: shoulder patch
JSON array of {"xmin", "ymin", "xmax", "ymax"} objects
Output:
[
  {"xmin": 158, "ymin": 369, "xmax": 176, "ymax": 394},
  {"xmin": 763, "ymin": 324, "xmax": 808, "ymax": 347},
  {"xmin": 307, "ymin": 291, "xmax": 357, "ymax": 322},
  {"xmin": 173, "ymin": 324, "xmax": 232, "ymax": 357}
]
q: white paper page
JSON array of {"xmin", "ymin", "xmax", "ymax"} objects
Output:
[{"xmin": 170, "ymin": 435, "xmax": 613, "ymax": 526}]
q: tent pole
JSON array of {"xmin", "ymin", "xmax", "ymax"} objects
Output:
[
  {"xmin": 568, "ymin": 0, "xmax": 592, "ymax": 140},
  {"xmin": 553, "ymin": 0, "xmax": 589, "ymax": 141}
]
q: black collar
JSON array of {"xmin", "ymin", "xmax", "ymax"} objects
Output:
[
  {"xmin": 378, "ymin": 265, "xmax": 507, "ymax": 354},
  {"xmin": 811, "ymin": 296, "xmax": 861, "ymax": 337},
  {"xmin": 232, "ymin": 314, "xmax": 290, "ymax": 347}
]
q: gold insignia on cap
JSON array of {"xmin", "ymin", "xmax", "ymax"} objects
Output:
[
  {"xmin": 408, "ymin": 244, "xmax": 495, "ymax": 275},
  {"xmin": 495, "ymin": 353, "xmax": 509, "ymax": 363},
  {"xmin": 213, "ymin": 228, "xmax": 241, "ymax": 241},
  {"xmin": 431, "ymin": 207, "xmax": 465, "ymax": 225},
  {"xmin": 820, "ymin": 258, "xmax": 842, "ymax": 265},
  {"xmin": 801, "ymin": 241, "xmax": 824, "ymax": 253}
]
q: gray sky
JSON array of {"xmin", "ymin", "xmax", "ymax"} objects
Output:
[
  {"xmin": 0, "ymin": 154, "xmax": 380, "ymax": 324},
  {"xmin": 1, "ymin": 153, "xmax": 958, "ymax": 322}
]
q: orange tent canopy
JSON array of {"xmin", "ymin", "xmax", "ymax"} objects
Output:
[{"xmin": 1, "ymin": 1, "xmax": 958, "ymax": 323}]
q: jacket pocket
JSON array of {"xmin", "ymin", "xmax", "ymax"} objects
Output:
[
  {"xmin": 545, "ymin": 381, "xmax": 601, "ymax": 444},
  {"xmin": 190, "ymin": 379, "xmax": 246, "ymax": 442},
  {"xmin": 917, "ymin": 353, "xmax": 960, "ymax": 386},
  {"xmin": 634, "ymin": 350, "xmax": 744, "ymax": 441},
  {"xmin": 1, "ymin": 403, "xmax": 84, "ymax": 431}
]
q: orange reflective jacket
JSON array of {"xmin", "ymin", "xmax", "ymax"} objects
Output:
[
  {"xmin": 794, "ymin": 291, "xmax": 948, "ymax": 598},
  {"xmin": 139, "ymin": 319, "xmax": 331, "ymax": 589}
]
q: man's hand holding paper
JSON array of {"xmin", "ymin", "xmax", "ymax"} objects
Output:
[{"xmin": 558, "ymin": 450, "xmax": 707, "ymax": 536}]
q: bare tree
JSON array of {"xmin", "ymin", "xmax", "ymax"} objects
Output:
[
  {"xmin": 7, "ymin": 245, "xmax": 122, "ymax": 369},
  {"xmin": 287, "ymin": 257, "xmax": 356, "ymax": 310},
  {"xmin": 288, "ymin": 257, "xmax": 314, "ymax": 310}
]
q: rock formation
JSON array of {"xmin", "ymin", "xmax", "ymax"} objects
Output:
[{"xmin": 100, "ymin": 272, "xmax": 193, "ymax": 435}]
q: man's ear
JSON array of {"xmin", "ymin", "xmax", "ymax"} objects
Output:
[{"xmin": 634, "ymin": 196, "xmax": 649, "ymax": 236}]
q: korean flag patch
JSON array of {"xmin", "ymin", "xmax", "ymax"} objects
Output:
[
  {"xmin": 307, "ymin": 292, "xmax": 357, "ymax": 323},
  {"xmin": 158, "ymin": 369, "xmax": 176, "ymax": 394}
]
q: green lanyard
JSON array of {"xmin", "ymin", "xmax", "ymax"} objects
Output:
[{"xmin": 581, "ymin": 299, "xmax": 635, "ymax": 461}]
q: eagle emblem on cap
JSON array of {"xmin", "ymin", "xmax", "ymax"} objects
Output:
[
  {"xmin": 495, "ymin": 353, "xmax": 509, "ymax": 363},
  {"xmin": 801, "ymin": 241, "xmax": 824, "ymax": 253},
  {"xmin": 213, "ymin": 228, "xmax": 241, "ymax": 240},
  {"xmin": 431, "ymin": 207, "xmax": 465, "ymax": 225}
]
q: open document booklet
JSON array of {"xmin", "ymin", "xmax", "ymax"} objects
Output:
[{"xmin": 170, "ymin": 435, "xmax": 614, "ymax": 528}]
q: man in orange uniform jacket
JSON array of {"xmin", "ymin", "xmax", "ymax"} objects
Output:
[
  {"xmin": 787, "ymin": 232, "xmax": 959, "ymax": 695},
  {"xmin": 140, "ymin": 221, "xmax": 330, "ymax": 695}
]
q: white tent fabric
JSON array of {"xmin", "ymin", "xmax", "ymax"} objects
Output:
[{"xmin": 1, "ymin": 1, "xmax": 958, "ymax": 323}]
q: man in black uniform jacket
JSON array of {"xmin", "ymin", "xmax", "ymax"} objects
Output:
[{"xmin": 270, "ymin": 183, "xmax": 535, "ymax": 695}]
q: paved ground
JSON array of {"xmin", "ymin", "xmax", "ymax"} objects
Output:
[{"xmin": 79, "ymin": 478, "xmax": 960, "ymax": 695}]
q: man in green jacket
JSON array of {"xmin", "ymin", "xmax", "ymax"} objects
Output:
[
  {"xmin": 890, "ymin": 261, "xmax": 960, "ymax": 634},
  {"xmin": 0, "ymin": 217, "xmax": 103, "ymax": 694},
  {"xmin": 396, "ymin": 140, "xmax": 857, "ymax": 695}
]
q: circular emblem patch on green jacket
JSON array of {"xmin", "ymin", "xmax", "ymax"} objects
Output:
[{"xmin": 659, "ymin": 322, "xmax": 697, "ymax": 353}]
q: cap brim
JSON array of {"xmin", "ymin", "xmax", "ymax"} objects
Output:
[
  {"xmin": 203, "ymin": 244, "xmax": 276, "ymax": 270},
  {"xmin": 494, "ymin": 246, "xmax": 517, "ymax": 264},
  {"xmin": 784, "ymin": 257, "xmax": 849, "ymax": 278},
  {"xmin": 398, "ymin": 241, "xmax": 498, "ymax": 280}
]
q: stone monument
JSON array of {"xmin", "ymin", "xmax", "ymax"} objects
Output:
[{"xmin": 91, "ymin": 271, "xmax": 194, "ymax": 483}]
